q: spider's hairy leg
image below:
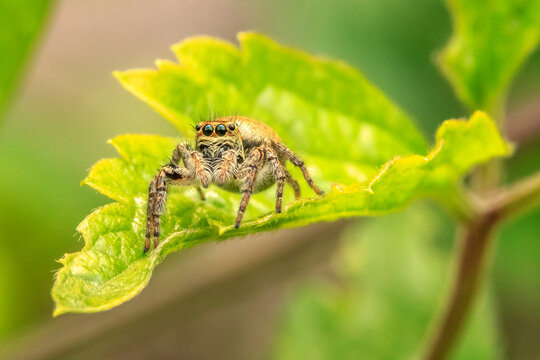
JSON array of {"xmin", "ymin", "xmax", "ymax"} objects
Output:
[
  {"xmin": 145, "ymin": 164, "xmax": 193, "ymax": 253},
  {"xmin": 214, "ymin": 149, "xmax": 238, "ymax": 185},
  {"xmin": 174, "ymin": 142, "xmax": 211, "ymax": 188},
  {"xmin": 284, "ymin": 168, "xmax": 301, "ymax": 199},
  {"xmin": 235, "ymin": 146, "xmax": 265, "ymax": 228},
  {"xmin": 170, "ymin": 142, "xmax": 186, "ymax": 165},
  {"xmin": 196, "ymin": 187, "xmax": 206, "ymax": 201},
  {"xmin": 264, "ymin": 144, "xmax": 286, "ymax": 213},
  {"xmin": 272, "ymin": 142, "xmax": 324, "ymax": 196}
]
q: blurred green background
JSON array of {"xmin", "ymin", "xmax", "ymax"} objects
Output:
[{"xmin": 0, "ymin": 0, "xmax": 539, "ymax": 359}]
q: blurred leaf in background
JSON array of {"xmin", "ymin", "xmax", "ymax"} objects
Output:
[
  {"xmin": 0, "ymin": 0, "xmax": 53, "ymax": 117},
  {"xmin": 0, "ymin": 130, "xmax": 103, "ymax": 338},
  {"xmin": 0, "ymin": 0, "xmax": 55, "ymax": 339},
  {"xmin": 271, "ymin": 204, "xmax": 502, "ymax": 360},
  {"xmin": 438, "ymin": 0, "xmax": 540, "ymax": 111}
]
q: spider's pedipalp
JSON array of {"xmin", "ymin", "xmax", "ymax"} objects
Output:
[
  {"xmin": 174, "ymin": 142, "xmax": 211, "ymax": 187},
  {"xmin": 189, "ymin": 151, "xmax": 211, "ymax": 188},
  {"xmin": 214, "ymin": 149, "xmax": 238, "ymax": 185}
]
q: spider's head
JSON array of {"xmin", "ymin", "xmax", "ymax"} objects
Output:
[{"xmin": 195, "ymin": 117, "xmax": 243, "ymax": 159}]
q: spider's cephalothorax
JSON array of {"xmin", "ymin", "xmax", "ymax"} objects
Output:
[{"xmin": 145, "ymin": 116, "xmax": 324, "ymax": 252}]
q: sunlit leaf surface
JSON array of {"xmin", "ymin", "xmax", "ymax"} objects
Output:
[{"xmin": 52, "ymin": 34, "xmax": 509, "ymax": 315}]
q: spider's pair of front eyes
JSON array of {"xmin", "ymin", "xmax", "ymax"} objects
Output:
[{"xmin": 196, "ymin": 123, "xmax": 235, "ymax": 136}]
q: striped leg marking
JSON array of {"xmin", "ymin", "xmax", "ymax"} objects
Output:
[
  {"xmin": 235, "ymin": 146, "xmax": 265, "ymax": 228},
  {"xmin": 272, "ymin": 142, "xmax": 324, "ymax": 196},
  {"xmin": 284, "ymin": 169, "xmax": 301, "ymax": 199},
  {"xmin": 145, "ymin": 164, "xmax": 193, "ymax": 253},
  {"xmin": 265, "ymin": 145, "xmax": 286, "ymax": 213}
]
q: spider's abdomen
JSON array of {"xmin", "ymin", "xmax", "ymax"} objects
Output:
[{"xmin": 235, "ymin": 116, "xmax": 282, "ymax": 150}]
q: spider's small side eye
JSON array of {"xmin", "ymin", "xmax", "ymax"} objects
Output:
[
  {"xmin": 202, "ymin": 124, "xmax": 214, "ymax": 136},
  {"xmin": 195, "ymin": 124, "xmax": 202, "ymax": 131},
  {"xmin": 216, "ymin": 124, "xmax": 227, "ymax": 136},
  {"xmin": 228, "ymin": 123, "xmax": 235, "ymax": 131}
]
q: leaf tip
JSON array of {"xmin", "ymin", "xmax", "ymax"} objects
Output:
[
  {"xmin": 471, "ymin": 109, "xmax": 488, "ymax": 118},
  {"xmin": 154, "ymin": 59, "xmax": 174, "ymax": 70},
  {"xmin": 171, "ymin": 35, "xmax": 236, "ymax": 59},
  {"xmin": 111, "ymin": 70, "xmax": 124, "ymax": 80},
  {"xmin": 217, "ymin": 226, "xmax": 228, "ymax": 236},
  {"xmin": 52, "ymin": 306, "xmax": 65, "ymax": 317},
  {"xmin": 170, "ymin": 35, "xmax": 210, "ymax": 54},
  {"xmin": 236, "ymin": 31, "xmax": 252, "ymax": 42},
  {"xmin": 56, "ymin": 255, "xmax": 66, "ymax": 265},
  {"xmin": 470, "ymin": 110, "xmax": 512, "ymax": 155},
  {"xmin": 169, "ymin": 42, "xmax": 182, "ymax": 54},
  {"xmin": 237, "ymin": 31, "xmax": 266, "ymax": 46}
]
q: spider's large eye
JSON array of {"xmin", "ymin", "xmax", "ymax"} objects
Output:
[
  {"xmin": 202, "ymin": 124, "xmax": 214, "ymax": 136},
  {"xmin": 195, "ymin": 124, "xmax": 202, "ymax": 131},
  {"xmin": 215, "ymin": 124, "xmax": 227, "ymax": 136}
]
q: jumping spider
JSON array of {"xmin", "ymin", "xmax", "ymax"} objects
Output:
[{"xmin": 145, "ymin": 115, "xmax": 324, "ymax": 253}]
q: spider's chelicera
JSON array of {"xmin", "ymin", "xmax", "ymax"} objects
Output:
[{"xmin": 145, "ymin": 116, "xmax": 325, "ymax": 253}]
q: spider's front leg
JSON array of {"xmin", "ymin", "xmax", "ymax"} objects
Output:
[
  {"xmin": 146, "ymin": 142, "xmax": 207, "ymax": 254},
  {"xmin": 145, "ymin": 164, "xmax": 194, "ymax": 253}
]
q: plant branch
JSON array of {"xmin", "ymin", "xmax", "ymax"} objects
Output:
[
  {"xmin": 491, "ymin": 170, "xmax": 540, "ymax": 221},
  {"xmin": 420, "ymin": 209, "xmax": 499, "ymax": 360},
  {"xmin": 421, "ymin": 97, "xmax": 524, "ymax": 360},
  {"xmin": 421, "ymin": 168, "xmax": 540, "ymax": 359}
]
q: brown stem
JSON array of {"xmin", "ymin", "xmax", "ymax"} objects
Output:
[
  {"xmin": 421, "ymin": 169, "xmax": 540, "ymax": 359},
  {"xmin": 420, "ymin": 102, "xmax": 507, "ymax": 359},
  {"xmin": 421, "ymin": 209, "xmax": 499, "ymax": 360}
]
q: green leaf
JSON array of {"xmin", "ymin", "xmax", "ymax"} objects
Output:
[
  {"xmin": 52, "ymin": 34, "xmax": 510, "ymax": 315},
  {"xmin": 438, "ymin": 0, "xmax": 540, "ymax": 111},
  {"xmin": 0, "ymin": 0, "xmax": 53, "ymax": 117},
  {"xmin": 114, "ymin": 33, "xmax": 428, "ymax": 159}
]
